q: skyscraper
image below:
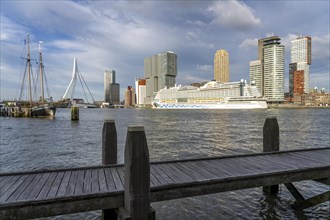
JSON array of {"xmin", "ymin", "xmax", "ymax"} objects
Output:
[
  {"xmin": 250, "ymin": 36, "xmax": 285, "ymax": 100},
  {"xmin": 249, "ymin": 60, "xmax": 262, "ymax": 94},
  {"xmin": 290, "ymin": 36, "xmax": 311, "ymax": 94},
  {"xmin": 263, "ymin": 37, "xmax": 285, "ymax": 100},
  {"xmin": 144, "ymin": 51, "xmax": 177, "ymax": 104},
  {"xmin": 104, "ymin": 70, "xmax": 120, "ymax": 105},
  {"xmin": 135, "ymin": 78, "xmax": 146, "ymax": 106},
  {"xmin": 124, "ymin": 86, "xmax": 135, "ymax": 107},
  {"xmin": 214, "ymin": 49, "xmax": 229, "ymax": 82}
]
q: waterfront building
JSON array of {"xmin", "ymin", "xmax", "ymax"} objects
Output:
[
  {"xmin": 250, "ymin": 36, "xmax": 284, "ymax": 100},
  {"xmin": 290, "ymin": 36, "xmax": 312, "ymax": 94},
  {"xmin": 249, "ymin": 60, "xmax": 262, "ymax": 95},
  {"xmin": 104, "ymin": 70, "xmax": 120, "ymax": 105},
  {"xmin": 135, "ymin": 78, "xmax": 146, "ymax": 106},
  {"xmin": 144, "ymin": 51, "xmax": 177, "ymax": 104},
  {"xmin": 289, "ymin": 63, "xmax": 297, "ymax": 98},
  {"xmin": 293, "ymin": 70, "xmax": 304, "ymax": 95},
  {"xmin": 214, "ymin": 49, "xmax": 229, "ymax": 83},
  {"xmin": 263, "ymin": 37, "xmax": 285, "ymax": 100},
  {"xmin": 124, "ymin": 86, "xmax": 135, "ymax": 107}
]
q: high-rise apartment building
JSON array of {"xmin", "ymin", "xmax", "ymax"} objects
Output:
[
  {"xmin": 124, "ymin": 86, "xmax": 135, "ymax": 107},
  {"xmin": 250, "ymin": 36, "xmax": 285, "ymax": 100},
  {"xmin": 293, "ymin": 70, "xmax": 304, "ymax": 95},
  {"xmin": 144, "ymin": 51, "xmax": 177, "ymax": 104},
  {"xmin": 135, "ymin": 78, "xmax": 146, "ymax": 106},
  {"xmin": 104, "ymin": 70, "xmax": 120, "ymax": 105},
  {"xmin": 214, "ymin": 49, "xmax": 229, "ymax": 82},
  {"xmin": 290, "ymin": 36, "xmax": 311, "ymax": 94},
  {"xmin": 263, "ymin": 37, "xmax": 285, "ymax": 100},
  {"xmin": 249, "ymin": 60, "xmax": 262, "ymax": 95}
]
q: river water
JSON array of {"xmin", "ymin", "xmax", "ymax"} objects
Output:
[{"xmin": 1, "ymin": 108, "xmax": 329, "ymax": 219}]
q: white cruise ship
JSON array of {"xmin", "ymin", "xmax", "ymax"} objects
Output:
[{"xmin": 152, "ymin": 80, "xmax": 267, "ymax": 109}]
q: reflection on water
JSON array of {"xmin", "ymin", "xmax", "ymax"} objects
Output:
[{"xmin": 1, "ymin": 108, "xmax": 329, "ymax": 219}]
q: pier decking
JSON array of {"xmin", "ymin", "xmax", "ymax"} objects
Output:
[
  {"xmin": 1, "ymin": 148, "xmax": 329, "ymax": 219},
  {"xmin": 1, "ymin": 118, "xmax": 329, "ymax": 219}
]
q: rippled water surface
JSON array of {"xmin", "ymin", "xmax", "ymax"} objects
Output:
[{"xmin": 1, "ymin": 108, "xmax": 329, "ymax": 219}]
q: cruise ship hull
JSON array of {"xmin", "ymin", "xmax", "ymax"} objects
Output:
[
  {"xmin": 152, "ymin": 80, "xmax": 268, "ymax": 110},
  {"xmin": 152, "ymin": 101, "xmax": 267, "ymax": 109}
]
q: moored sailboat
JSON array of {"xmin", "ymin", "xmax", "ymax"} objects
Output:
[{"xmin": 18, "ymin": 34, "xmax": 56, "ymax": 118}]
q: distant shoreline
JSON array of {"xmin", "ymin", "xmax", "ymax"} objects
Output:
[{"xmin": 268, "ymin": 104, "xmax": 330, "ymax": 109}]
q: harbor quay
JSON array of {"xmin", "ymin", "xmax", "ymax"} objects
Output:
[{"xmin": 0, "ymin": 117, "xmax": 329, "ymax": 219}]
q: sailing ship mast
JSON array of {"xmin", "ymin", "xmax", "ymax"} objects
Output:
[
  {"xmin": 27, "ymin": 34, "xmax": 33, "ymax": 106},
  {"xmin": 39, "ymin": 41, "xmax": 45, "ymax": 104}
]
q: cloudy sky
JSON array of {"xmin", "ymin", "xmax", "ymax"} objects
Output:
[{"xmin": 1, "ymin": 0, "xmax": 329, "ymax": 101}]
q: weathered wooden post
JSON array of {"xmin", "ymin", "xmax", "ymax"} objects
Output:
[
  {"xmin": 71, "ymin": 106, "xmax": 79, "ymax": 120},
  {"xmin": 102, "ymin": 119, "xmax": 117, "ymax": 165},
  {"xmin": 118, "ymin": 125, "xmax": 155, "ymax": 220},
  {"xmin": 263, "ymin": 117, "xmax": 279, "ymax": 194},
  {"xmin": 102, "ymin": 119, "xmax": 118, "ymax": 219}
]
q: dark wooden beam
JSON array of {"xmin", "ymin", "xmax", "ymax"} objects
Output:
[{"xmin": 292, "ymin": 191, "xmax": 330, "ymax": 210}]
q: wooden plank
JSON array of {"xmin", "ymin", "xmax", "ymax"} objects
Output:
[
  {"xmin": 0, "ymin": 175, "xmax": 28, "ymax": 202},
  {"xmin": 151, "ymin": 164, "xmax": 176, "ymax": 185},
  {"xmin": 282, "ymin": 152, "xmax": 329, "ymax": 166},
  {"xmin": 150, "ymin": 165, "xmax": 168, "ymax": 185},
  {"xmin": 65, "ymin": 171, "xmax": 78, "ymax": 196},
  {"xmin": 0, "ymin": 175, "xmax": 21, "ymax": 197},
  {"xmin": 6, "ymin": 174, "xmax": 35, "ymax": 202},
  {"xmin": 37, "ymin": 172, "xmax": 58, "ymax": 199},
  {"xmin": 0, "ymin": 176, "xmax": 15, "ymax": 190},
  {"xmin": 91, "ymin": 169, "xmax": 100, "ymax": 193},
  {"xmin": 196, "ymin": 160, "xmax": 229, "ymax": 178},
  {"xmin": 149, "ymin": 168, "xmax": 161, "ymax": 187},
  {"xmin": 98, "ymin": 168, "xmax": 108, "ymax": 192},
  {"xmin": 104, "ymin": 168, "xmax": 116, "ymax": 191},
  {"xmin": 111, "ymin": 167, "xmax": 124, "ymax": 190},
  {"xmin": 176, "ymin": 162, "xmax": 212, "ymax": 180},
  {"xmin": 26, "ymin": 173, "xmax": 51, "ymax": 199},
  {"xmin": 83, "ymin": 169, "xmax": 92, "ymax": 194},
  {"xmin": 56, "ymin": 171, "xmax": 71, "ymax": 196},
  {"xmin": 183, "ymin": 161, "xmax": 217, "ymax": 179},
  {"xmin": 47, "ymin": 172, "xmax": 64, "ymax": 198},
  {"xmin": 74, "ymin": 170, "xmax": 85, "ymax": 195},
  {"xmin": 215, "ymin": 157, "xmax": 272, "ymax": 175},
  {"xmin": 167, "ymin": 163, "xmax": 195, "ymax": 182},
  {"xmin": 258, "ymin": 155, "xmax": 300, "ymax": 170},
  {"xmin": 158, "ymin": 163, "xmax": 188, "ymax": 183},
  {"xmin": 156, "ymin": 164, "xmax": 182, "ymax": 184},
  {"xmin": 209, "ymin": 159, "xmax": 253, "ymax": 176},
  {"xmin": 116, "ymin": 167, "xmax": 125, "ymax": 187}
]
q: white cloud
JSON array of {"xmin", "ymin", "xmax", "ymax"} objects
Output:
[
  {"xmin": 281, "ymin": 33, "xmax": 298, "ymax": 50},
  {"xmin": 239, "ymin": 38, "xmax": 258, "ymax": 49},
  {"xmin": 0, "ymin": 16, "xmax": 28, "ymax": 42},
  {"xmin": 207, "ymin": 1, "xmax": 262, "ymax": 30},
  {"xmin": 197, "ymin": 64, "xmax": 212, "ymax": 72}
]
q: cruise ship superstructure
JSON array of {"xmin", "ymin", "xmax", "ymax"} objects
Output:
[{"xmin": 152, "ymin": 80, "xmax": 267, "ymax": 109}]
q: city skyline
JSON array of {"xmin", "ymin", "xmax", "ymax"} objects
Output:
[{"xmin": 1, "ymin": 1, "xmax": 329, "ymax": 101}]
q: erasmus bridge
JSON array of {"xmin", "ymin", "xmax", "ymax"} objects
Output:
[{"xmin": 62, "ymin": 58, "xmax": 96, "ymax": 107}]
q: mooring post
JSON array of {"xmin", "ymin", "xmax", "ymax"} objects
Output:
[
  {"xmin": 71, "ymin": 106, "xmax": 79, "ymax": 120},
  {"xmin": 102, "ymin": 119, "xmax": 117, "ymax": 165},
  {"xmin": 118, "ymin": 125, "xmax": 155, "ymax": 220},
  {"xmin": 101, "ymin": 119, "xmax": 118, "ymax": 219},
  {"xmin": 263, "ymin": 117, "xmax": 279, "ymax": 194}
]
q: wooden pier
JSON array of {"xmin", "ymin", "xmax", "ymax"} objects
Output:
[{"xmin": 1, "ymin": 118, "xmax": 329, "ymax": 219}]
